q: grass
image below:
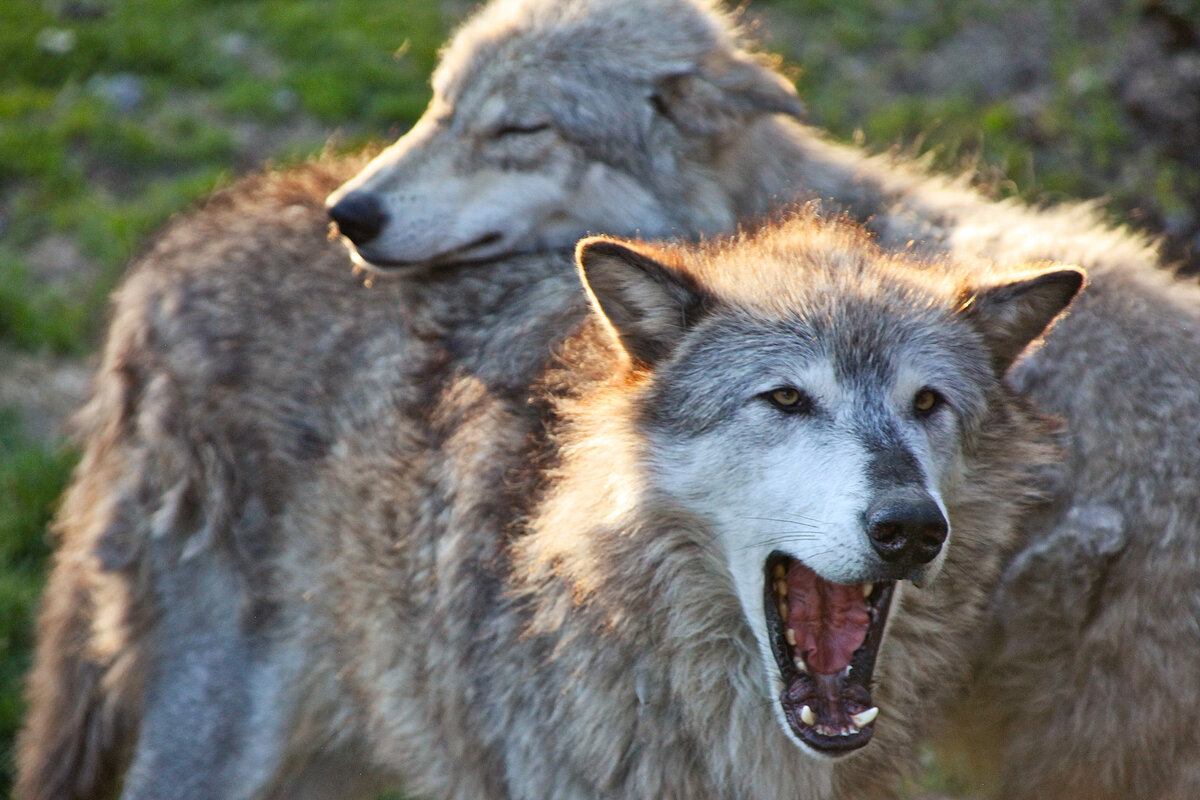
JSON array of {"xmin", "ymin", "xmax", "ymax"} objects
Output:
[
  {"xmin": 762, "ymin": 0, "xmax": 1193, "ymax": 227},
  {"xmin": 0, "ymin": 0, "xmax": 444, "ymax": 357},
  {"xmin": 0, "ymin": 0, "xmax": 1194, "ymax": 795},
  {"xmin": 0, "ymin": 412, "xmax": 75, "ymax": 789}
]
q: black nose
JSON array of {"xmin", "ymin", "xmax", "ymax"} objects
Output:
[
  {"xmin": 328, "ymin": 191, "xmax": 386, "ymax": 246},
  {"xmin": 865, "ymin": 494, "xmax": 948, "ymax": 568}
]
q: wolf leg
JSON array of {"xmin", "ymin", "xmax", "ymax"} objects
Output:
[
  {"xmin": 993, "ymin": 502, "xmax": 1127, "ymax": 631},
  {"xmin": 951, "ymin": 504, "xmax": 1200, "ymax": 798},
  {"xmin": 118, "ymin": 550, "xmax": 306, "ymax": 800}
]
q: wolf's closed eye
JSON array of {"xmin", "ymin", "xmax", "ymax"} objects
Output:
[{"xmin": 492, "ymin": 122, "xmax": 551, "ymax": 138}]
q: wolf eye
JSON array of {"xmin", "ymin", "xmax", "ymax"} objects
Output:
[
  {"xmin": 763, "ymin": 387, "xmax": 814, "ymax": 414},
  {"xmin": 913, "ymin": 388, "xmax": 944, "ymax": 417}
]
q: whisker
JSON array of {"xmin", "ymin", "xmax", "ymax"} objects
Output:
[
  {"xmin": 730, "ymin": 540, "xmax": 839, "ymax": 557},
  {"xmin": 742, "ymin": 514, "xmax": 825, "ymax": 527}
]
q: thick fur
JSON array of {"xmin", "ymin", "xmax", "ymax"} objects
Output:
[
  {"xmin": 328, "ymin": 2, "xmax": 1200, "ymax": 797},
  {"xmin": 18, "ymin": 181, "xmax": 1072, "ymax": 798},
  {"xmin": 19, "ymin": 1, "xmax": 1200, "ymax": 799}
]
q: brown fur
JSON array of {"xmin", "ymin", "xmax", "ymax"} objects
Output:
[
  {"xmin": 17, "ymin": 180, "xmax": 1074, "ymax": 799},
  {"xmin": 324, "ymin": 2, "xmax": 1200, "ymax": 796}
]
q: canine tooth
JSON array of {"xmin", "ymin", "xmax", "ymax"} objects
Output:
[
  {"xmin": 786, "ymin": 627, "xmax": 797, "ymax": 646},
  {"xmin": 800, "ymin": 705, "xmax": 816, "ymax": 726},
  {"xmin": 861, "ymin": 582, "xmax": 874, "ymax": 598},
  {"xmin": 850, "ymin": 707, "xmax": 879, "ymax": 727},
  {"xmin": 773, "ymin": 563, "xmax": 786, "ymax": 580},
  {"xmin": 793, "ymin": 656, "xmax": 807, "ymax": 674}
]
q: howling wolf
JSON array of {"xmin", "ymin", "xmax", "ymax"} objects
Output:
[
  {"xmin": 325, "ymin": 2, "xmax": 1200, "ymax": 798},
  {"xmin": 16, "ymin": 185, "xmax": 1081, "ymax": 798}
]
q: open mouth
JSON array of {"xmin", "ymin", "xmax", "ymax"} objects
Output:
[{"xmin": 763, "ymin": 551, "xmax": 895, "ymax": 755}]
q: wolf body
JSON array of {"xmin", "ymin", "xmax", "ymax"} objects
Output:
[
  {"xmin": 324, "ymin": 2, "xmax": 1200, "ymax": 797},
  {"xmin": 16, "ymin": 170, "xmax": 1079, "ymax": 799}
]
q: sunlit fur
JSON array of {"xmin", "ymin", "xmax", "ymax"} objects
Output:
[
  {"xmin": 17, "ymin": 187, "xmax": 1073, "ymax": 799},
  {"xmin": 328, "ymin": 2, "xmax": 1200, "ymax": 797}
]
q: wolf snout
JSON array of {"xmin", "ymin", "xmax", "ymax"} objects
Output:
[
  {"xmin": 865, "ymin": 494, "xmax": 948, "ymax": 570},
  {"xmin": 328, "ymin": 190, "xmax": 387, "ymax": 246}
]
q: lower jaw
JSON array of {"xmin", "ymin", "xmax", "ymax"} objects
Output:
[{"xmin": 353, "ymin": 233, "xmax": 506, "ymax": 272}]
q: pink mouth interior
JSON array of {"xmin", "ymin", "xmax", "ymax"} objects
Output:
[{"xmin": 786, "ymin": 561, "xmax": 871, "ymax": 674}]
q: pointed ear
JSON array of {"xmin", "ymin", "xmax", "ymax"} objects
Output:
[
  {"xmin": 963, "ymin": 265, "xmax": 1086, "ymax": 372},
  {"xmin": 652, "ymin": 52, "xmax": 803, "ymax": 137},
  {"xmin": 575, "ymin": 237, "xmax": 712, "ymax": 367}
]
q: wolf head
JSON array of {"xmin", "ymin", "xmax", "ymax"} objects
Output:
[
  {"xmin": 570, "ymin": 218, "xmax": 1082, "ymax": 759},
  {"xmin": 326, "ymin": 0, "xmax": 801, "ymax": 272}
]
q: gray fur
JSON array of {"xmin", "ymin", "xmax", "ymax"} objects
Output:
[
  {"xmin": 329, "ymin": 3, "xmax": 1200, "ymax": 796},
  {"xmin": 17, "ymin": 190, "xmax": 1072, "ymax": 798}
]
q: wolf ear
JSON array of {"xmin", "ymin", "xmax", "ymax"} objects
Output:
[
  {"xmin": 652, "ymin": 52, "xmax": 804, "ymax": 137},
  {"xmin": 963, "ymin": 266, "xmax": 1086, "ymax": 372},
  {"xmin": 575, "ymin": 237, "xmax": 711, "ymax": 367}
]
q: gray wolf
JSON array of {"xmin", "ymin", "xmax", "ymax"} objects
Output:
[
  {"xmin": 324, "ymin": 0, "xmax": 803, "ymax": 271},
  {"xmin": 326, "ymin": 1, "xmax": 1200, "ymax": 797},
  {"xmin": 15, "ymin": 189, "xmax": 1080, "ymax": 798}
]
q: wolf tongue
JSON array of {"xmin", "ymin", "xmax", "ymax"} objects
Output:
[{"xmin": 786, "ymin": 562, "xmax": 870, "ymax": 675}]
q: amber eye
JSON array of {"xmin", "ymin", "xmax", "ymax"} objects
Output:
[
  {"xmin": 764, "ymin": 387, "xmax": 813, "ymax": 414},
  {"xmin": 913, "ymin": 387, "xmax": 941, "ymax": 416}
]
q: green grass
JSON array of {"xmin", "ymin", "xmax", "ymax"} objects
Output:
[
  {"xmin": 0, "ymin": 412, "xmax": 76, "ymax": 789},
  {"xmin": 0, "ymin": 0, "xmax": 445, "ymax": 357},
  {"xmin": 766, "ymin": 0, "xmax": 1197, "ymax": 234}
]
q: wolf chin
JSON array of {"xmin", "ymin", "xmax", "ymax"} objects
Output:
[{"xmin": 17, "ymin": 189, "xmax": 1079, "ymax": 798}]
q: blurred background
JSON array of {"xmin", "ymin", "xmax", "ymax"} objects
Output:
[{"xmin": 0, "ymin": 0, "xmax": 1197, "ymax": 793}]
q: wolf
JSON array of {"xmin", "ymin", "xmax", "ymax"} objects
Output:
[
  {"xmin": 325, "ymin": 1, "xmax": 1200, "ymax": 797},
  {"xmin": 15, "ymin": 184, "xmax": 1081, "ymax": 798}
]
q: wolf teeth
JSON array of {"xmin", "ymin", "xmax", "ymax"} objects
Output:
[
  {"xmin": 800, "ymin": 706, "xmax": 879, "ymax": 736},
  {"xmin": 775, "ymin": 579, "xmax": 788, "ymax": 598},
  {"xmin": 773, "ymin": 563, "xmax": 786, "ymax": 580},
  {"xmin": 850, "ymin": 707, "xmax": 879, "ymax": 727},
  {"xmin": 778, "ymin": 600, "xmax": 788, "ymax": 620}
]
